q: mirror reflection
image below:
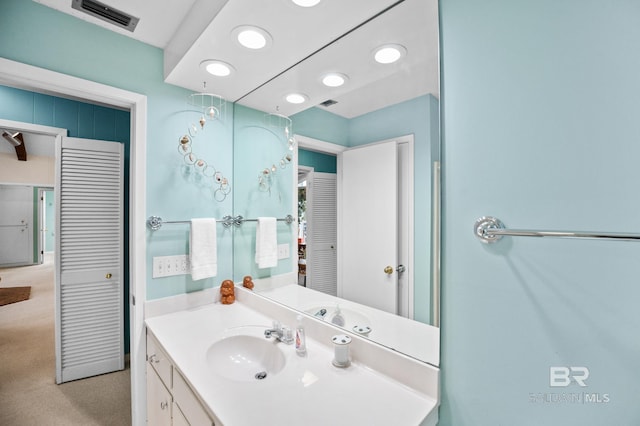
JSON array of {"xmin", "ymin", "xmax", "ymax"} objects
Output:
[{"xmin": 232, "ymin": 0, "xmax": 440, "ymax": 366}]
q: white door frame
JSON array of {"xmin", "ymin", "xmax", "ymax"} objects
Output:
[
  {"xmin": 293, "ymin": 134, "xmax": 414, "ymax": 318},
  {"xmin": 0, "ymin": 58, "xmax": 147, "ymax": 426},
  {"xmin": 37, "ymin": 186, "xmax": 54, "ymax": 264},
  {"xmin": 297, "ymin": 165, "xmax": 313, "ymax": 286}
]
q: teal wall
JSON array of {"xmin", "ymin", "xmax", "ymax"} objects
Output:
[
  {"xmin": 439, "ymin": 0, "xmax": 640, "ymax": 425},
  {"xmin": 298, "ymin": 149, "xmax": 337, "ymax": 173},
  {"xmin": 291, "ymin": 94, "xmax": 439, "ymax": 324},
  {"xmin": 289, "ymin": 107, "xmax": 350, "ymax": 146},
  {"xmin": 146, "ymin": 97, "xmax": 234, "ymax": 299},
  {"xmin": 232, "ymin": 104, "xmax": 295, "ymax": 280},
  {"xmin": 0, "ymin": 85, "xmax": 130, "ymax": 142},
  {"xmin": 0, "ymin": 0, "xmax": 234, "ymax": 301}
]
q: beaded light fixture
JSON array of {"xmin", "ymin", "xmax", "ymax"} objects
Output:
[
  {"xmin": 258, "ymin": 111, "xmax": 296, "ymax": 193},
  {"xmin": 177, "ymin": 86, "xmax": 231, "ymax": 201}
]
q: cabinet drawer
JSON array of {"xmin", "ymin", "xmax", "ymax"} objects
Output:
[
  {"xmin": 173, "ymin": 370, "xmax": 215, "ymax": 426},
  {"xmin": 147, "ymin": 332, "xmax": 173, "ymax": 389}
]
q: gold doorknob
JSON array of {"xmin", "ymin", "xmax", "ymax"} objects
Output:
[
  {"xmin": 105, "ymin": 273, "xmax": 112, "ymax": 279},
  {"xmin": 384, "ymin": 266, "xmax": 393, "ymax": 275}
]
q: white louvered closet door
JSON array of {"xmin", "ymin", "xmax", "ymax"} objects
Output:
[
  {"xmin": 55, "ymin": 136, "xmax": 124, "ymax": 384},
  {"xmin": 307, "ymin": 172, "xmax": 337, "ymax": 295}
]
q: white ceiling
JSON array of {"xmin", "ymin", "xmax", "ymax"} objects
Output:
[{"xmin": 33, "ymin": 0, "xmax": 438, "ymax": 119}]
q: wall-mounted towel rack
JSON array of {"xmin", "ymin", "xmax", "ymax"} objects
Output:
[
  {"xmin": 474, "ymin": 216, "xmax": 640, "ymax": 244},
  {"xmin": 147, "ymin": 214, "xmax": 295, "ymax": 231}
]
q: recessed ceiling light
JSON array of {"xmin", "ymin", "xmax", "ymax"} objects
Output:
[
  {"xmin": 321, "ymin": 73, "xmax": 348, "ymax": 87},
  {"xmin": 285, "ymin": 93, "xmax": 308, "ymax": 104},
  {"xmin": 233, "ymin": 26, "xmax": 272, "ymax": 50},
  {"xmin": 373, "ymin": 44, "xmax": 407, "ymax": 64},
  {"xmin": 292, "ymin": 0, "xmax": 321, "ymax": 7},
  {"xmin": 200, "ymin": 60, "xmax": 235, "ymax": 77}
]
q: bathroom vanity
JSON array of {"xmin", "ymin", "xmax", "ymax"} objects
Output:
[
  {"xmin": 147, "ymin": 332, "xmax": 213, "ymax": 425},
  {"xmin": 145, "ymin": 286, "xmax": 439, "ymax": 425}
]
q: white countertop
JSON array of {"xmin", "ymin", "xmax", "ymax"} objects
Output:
[
  {"xmin": 145, "ymin": 299, "xmax": 438, "ymax": 426},
  {"xmin": 257, "ymin": 283, "xmax": 441, "ymax": 366}
]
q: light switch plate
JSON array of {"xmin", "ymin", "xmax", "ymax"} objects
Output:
[
  {"xmin": 277, "ymin": 243, "xmax": 290, "ymax": 259},
  {"xmin": 153, "ymin": 255, "xmax": 190, "ymax": 278}
]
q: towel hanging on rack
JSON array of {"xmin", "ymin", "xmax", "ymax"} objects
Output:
[
  {"xmin": 255, "ymin": 217, "xmax": 278, "ymax": 269},
  {"xmin": 190, "ymin": 218, "xmax": 218, "ymax": 280}
]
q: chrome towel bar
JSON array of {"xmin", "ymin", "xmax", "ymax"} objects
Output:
[
  {"xmin": 147, "ymin": 214, "xmax": 295, "ymax": 230},
  {"xmin": 474, "ymin": 216, "xmax": 640, "ymax": 244}
]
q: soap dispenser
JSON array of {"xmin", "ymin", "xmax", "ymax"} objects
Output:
[
  {"xmin": 331, "ymin": 304, "xmax": 345, "ymax": 327},
  {"xmin": 295, "ymin": 315, "xmax": 307, "ymax": 356}
]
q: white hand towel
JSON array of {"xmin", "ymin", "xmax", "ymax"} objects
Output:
[
  {"xmin": 190, "ymin": 218, "xmax": 217, "ymax": 280},
  {"xmin": 255, "ymin": 217, "xmax": 278, "ymax": 269}
]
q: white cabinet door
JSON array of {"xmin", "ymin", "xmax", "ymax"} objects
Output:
[
  {"xmin": 172, "ymin": 402, "xmax": 190, "ymax": 426},
  {"xmin": 55, "ymin": 136, "xmax": 124, "ymax": 383},
  {"xmin": 147, "ymin": 364, "xmax": 172, "ymax": 426}
]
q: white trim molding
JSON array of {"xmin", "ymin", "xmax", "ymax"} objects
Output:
[
  {"xmin": 296, "ymin": 134, "xmax": 347, "ymax": 155},
  {"xmin": 0, "ymin": 58, "xmax": 148, "ymax": 426}
]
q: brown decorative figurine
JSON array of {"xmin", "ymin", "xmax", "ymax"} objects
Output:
[
  {"xmin": 242, "ymin": 275, "xmax": 254, "ymax": 290},
  {"xmin": 220, "ymin": 279, "xmax": 235, "ymax": 304}
]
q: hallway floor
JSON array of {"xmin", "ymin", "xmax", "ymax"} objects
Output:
[{"xmin": 0, "ymin": 254, "xmax": 131, "ymax": 425}]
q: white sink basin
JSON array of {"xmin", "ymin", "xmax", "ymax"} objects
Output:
[
  {"xmin": 205, "ymin": 327, "xmax": 286, "ymax": 382},
  {"xmin": 305, "ymin": 305, "xmax": 371, "ymax": 332}
]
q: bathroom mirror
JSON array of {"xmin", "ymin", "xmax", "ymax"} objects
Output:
[{"xmin": 232, "ymin": 0, "xmax": 440, "ymax": 366}]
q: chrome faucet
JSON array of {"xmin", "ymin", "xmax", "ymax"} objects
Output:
[{"xmin": 264, "ymin": 320, "xmax": 294, "ymax": 344}]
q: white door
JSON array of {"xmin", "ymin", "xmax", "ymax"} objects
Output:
[
  {"xmin": 55, "ymin": 136, "xmax": 124, "ymax": 383},
  {"xmin": 340, "ymin": 140, "xmax": 399, "ymax": 314},
  {"xmin": 0, "ymin": 185, "xmax": 33, "ymax": 267},
  {"xmin": 306, "ymin": 172, "xmax": 338, "ymax": 295}
]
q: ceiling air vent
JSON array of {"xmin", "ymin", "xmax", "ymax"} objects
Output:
[
  {"xmin": 319, "ymin": 99, "xmax": 338, "ymax": 107},
  {"xmin": 72, "ymin": 0, "xmax": 139, "ymax": 32}
]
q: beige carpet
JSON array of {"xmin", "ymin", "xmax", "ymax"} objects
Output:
[{"xmin": 0, "ymin": 255, "xmax": 131, "ymax": 426}]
